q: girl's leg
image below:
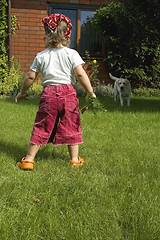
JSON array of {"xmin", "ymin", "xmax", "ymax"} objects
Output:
[
  {"xmin": 68, "ymin": 144, "xmax": 79, "ymax": 162},
  {"xmin": 68, "ymin": 145, "xmax": 84, "ymax": 166},
  {"xmin": 25, "ymin": 143, "xmax": 40, "ymax": 160},
  {"xmin": 17, "ymin": 143, "xmax": 40, "ymax": 170}
]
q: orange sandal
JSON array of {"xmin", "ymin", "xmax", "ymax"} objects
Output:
[
  {"xmin": 16, "ymin": 158, "xmax": 34, "ymax": 170},
  {"xmin": 70, "ymin": 156, "xmax": 85, "ymax": 167}
]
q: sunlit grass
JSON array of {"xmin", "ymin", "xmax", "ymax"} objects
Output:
[{"xmin": 0, "ymin": 96, "xmax": 160, "ymax": 240}]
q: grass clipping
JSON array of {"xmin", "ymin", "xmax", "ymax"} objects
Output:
[{"xmin": 81, "ymin": 94, "xmax": 105, "ymax": 114}]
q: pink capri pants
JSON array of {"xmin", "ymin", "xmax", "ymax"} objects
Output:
[{"xmin": 30, "ymin": 84, "xmax": 83, "ymax": 146}]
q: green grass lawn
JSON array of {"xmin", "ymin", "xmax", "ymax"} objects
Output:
[{"xmin": 0, "ymin": 96, "xmax": 160, "ymax": 240}]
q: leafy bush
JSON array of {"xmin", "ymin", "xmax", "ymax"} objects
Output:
[
  {"xmin": 91, "ymin": 0, "xmax": 160, "ymax": 88},
  {"xmin": 29, "ymin": 82, "xmax": 43, "ymax": 97},
  {"xmin": 84, "ymin": 51, "xmax": 100, "ymax": 88},
  {"xmin": 0, "ymin": 58, "xmax": 23, "ymax": 98},
  {"xmin": 95, "ymin": 84, "xmax": 114, "ymax": 97},
  {"xmin": 74, "ymin": 83, "xmax": 86, "ymax": 97},
  {"xmin": 133, "ymin": 87, "xmax": 160, "ymax": 97},
  {"xmin": 0, "ymin": 57, "xmax": 42, "ymax": 99}
]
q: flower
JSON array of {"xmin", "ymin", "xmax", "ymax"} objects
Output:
[{"xmin": 93, "ymin": 60, "xmax": 97, "ymax": 63}]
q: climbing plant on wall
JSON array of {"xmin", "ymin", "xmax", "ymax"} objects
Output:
[
  {"xmin": 0, "ymin": 0, "xmax": 8, "ymax": 95},
  {"xmin": 0, "ymin": 0, "xmax": 19, "ymax": 96}
]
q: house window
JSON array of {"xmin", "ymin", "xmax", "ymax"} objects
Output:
[{"xmin": 48, "ymin": 4, "xmax": 102, "ymax": 56}]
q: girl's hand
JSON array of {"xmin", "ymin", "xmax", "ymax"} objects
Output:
[
  {"xmin": 88, "ymin": 92, "xmax": 96, "ymax": 98},
  {"xmin": 15, "ymin": 92, "xmax": 25, "ymax": 104}
]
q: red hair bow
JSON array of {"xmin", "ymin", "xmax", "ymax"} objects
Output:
[{"xmin": 42, "ymin": 13, "xmax": 72, "ymax": 39}]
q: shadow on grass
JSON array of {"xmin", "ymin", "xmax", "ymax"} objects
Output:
[
  {"xmin": 0, "ymin": 97, "xmax": 40, "ymax": 106},
  {"xmin": 1, "ymin": 95, "xmax": 160, "ymax": 113},
  {"xmin": 0, "ymin": 139, "xmax": 67, "ymax": 164},
  {"xmin": 97, "ymin": 96, "xmax": 160, "ymax": 113}
]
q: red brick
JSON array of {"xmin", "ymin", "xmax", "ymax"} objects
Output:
[
  {"xmin": 13, "ymin": 0, "xmax": 28, "ymax": 4},
  {"xmin": 18, "ymin": 9, "xmax": 28, "ymax": 13},
  {"xmin": 18, "ymin": 42, "xmax": 29, "ymax": 47},
  {"xmin": 14, "ymin": 46, "xmax": 26, "ymax": 51},
  {"xmin": 29, "ymin": 18, "xmax": 41, "ymax": 22},
  {"xmin": 19, "ymin": 50, "xmax": 31, "ymax": 55},
  {"xmin": 21, "ymin": 67, "xmax": 29, "ymax": 71},
  {"xmin": 25, "ymin": 38, "xmax": 36, "ymax": 43},
  {"xmin": 80, "ymin": 0, "xmax": 90, "ymax": 3},
  {"xmin": 17, "ymin": 34, "xmax": 27, "ymax": 39},
  {"xmin": 28, "ymin": 9, "xmax": 40, "ymax": 14},
  {"xmin": 21, "ymin": 26, "xmax": 30, "ymax": 30},
  {"xmin": 29, "ymin": 1, "xmax": 40, "ymax": 5},
  {"xmin": 18, "ymin": 21, "xmax": 26, "ymax": 26},
  {"xmin": 27, "ymin": 21, "xmax": 37, "ymax": 26},
  {"xmin": 26, "ymin": 13, "xmax": 36, "ymax": 17},
  {"xmin": 40, "ymin": 10, "xmax": 47, "ymax": 14},
  {"xmin": 14, "ymin": 12, "xmax": 25, "ymax": 17}
]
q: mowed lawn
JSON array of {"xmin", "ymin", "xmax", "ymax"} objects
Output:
[{"xmin": 0, "ymin": 96, "xmax": 160, "ymax": 240}]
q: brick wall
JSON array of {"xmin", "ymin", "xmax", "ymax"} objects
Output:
[
  {"xmin": 11, "ymin": 0, "xmax": 114, "ymax": 84},
  {"xmin": 11, "ymin": 0, "xmax": 47, "ymax": 71}
]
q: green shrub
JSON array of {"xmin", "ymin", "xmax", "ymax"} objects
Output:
[
  {"xmin": 0, "ymin": 58, "xmax": 23, "ymax": 98},
  {"xmin": 91, "ymin": 1, "xmax": 160, "ymax": 88},
  {"xmin": 133, "ymin": 87, "xmax": 160, "ymax": 97},
  {"xmin": 0, "ymin": 55, "xmax": 9, "ymax": 95},
  {"xmin": 29, "ymin": 82, "xmax": 43, "ymax": 97},
  {"xmin": 0, "ymin": 58, "xmax": 42, "ymax": 99},
  {"xmin": 0, "ymin": 58, "xmax": 25, "ymax": 99},
  {"xmin": 84, "ymin": 51, "xmax": 100, "ymax": 89},
  {"xmin": 74, "ymin": 83, "xmax": 86, "ymax": 96},
  {"xmin": 95, "ymin": 84, "xmax": 114, "ymax": 97}
]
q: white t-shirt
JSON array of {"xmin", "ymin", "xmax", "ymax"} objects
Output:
[{"xmin": 30, "ymin": 47, "xmax": 85, "ymax": 86}]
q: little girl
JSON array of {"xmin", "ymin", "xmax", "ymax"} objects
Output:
[{"xmin": 15, "ymin": 13, "xmax": 96, "ymax": 170}]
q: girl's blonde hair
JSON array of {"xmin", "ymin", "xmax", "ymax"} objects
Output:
[{"xmin": 44, "ymin": 21, "xmax": 70, "ymax": 48}]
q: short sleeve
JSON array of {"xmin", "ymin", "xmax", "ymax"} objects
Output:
[
  {"xmin": 72, "ymin": 50, "xmax": 85, "ymax": 69},
  {"xmin": 30, "ymin": 55, "xmax": 41, "ymax": 73}
]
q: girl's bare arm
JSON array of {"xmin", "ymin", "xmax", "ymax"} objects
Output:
[
  {"xmin": 74, "ymin": 65, "xmax": 96, "ymax": 97},
  {"xmin": 15, "ymin": 70, "xmax": 38, "ymax": 103}
]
